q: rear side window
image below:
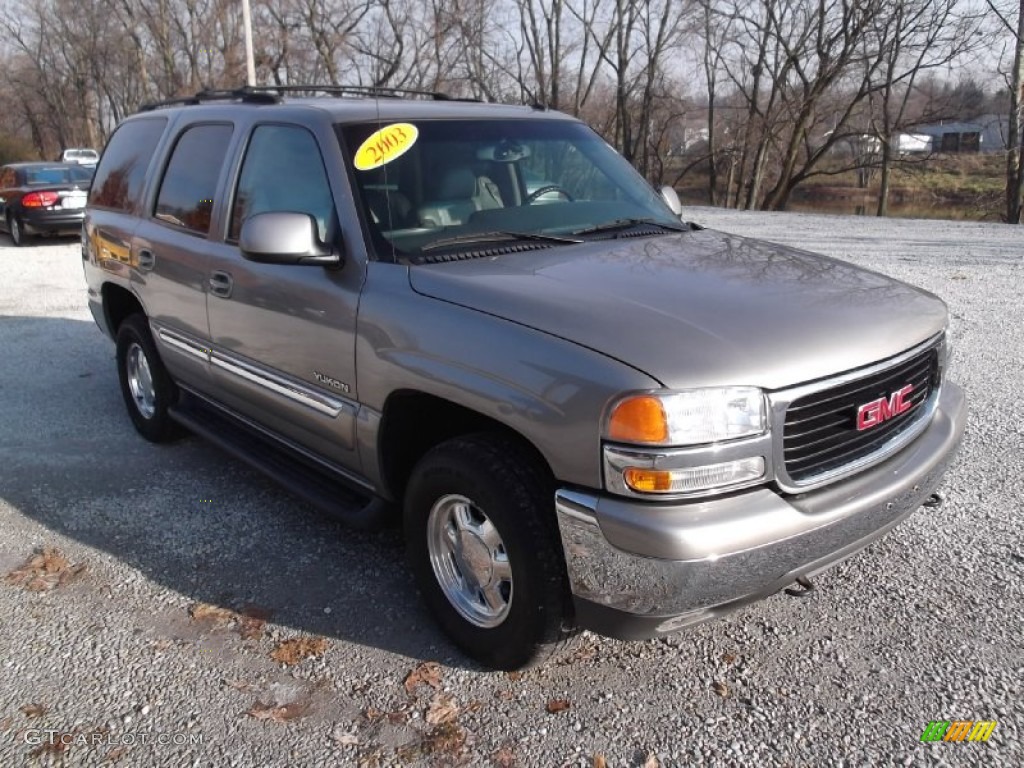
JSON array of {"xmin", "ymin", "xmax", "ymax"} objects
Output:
[
  {"xmin": 154, "ymin": 124, "xmax": 233, "ymax": 235},
  {"xmin": 90, "ymin": 118, "xmax": 167, "ymax": 212}
]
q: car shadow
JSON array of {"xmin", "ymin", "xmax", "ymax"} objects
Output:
[
  {"xmin": 1, "ymin": 232, "xmax": 81, "ymax": 248},
  {"xmin": 0, "ymin": 315, "xmax": 475, "ymax": 669}
]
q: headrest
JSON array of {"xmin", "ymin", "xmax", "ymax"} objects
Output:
[{"xmin": 437, "ymin": 167, "xmax": 477, "ymax": 199}]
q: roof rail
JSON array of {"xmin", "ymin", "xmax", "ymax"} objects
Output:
[
  {"xmin": 139, "ymin": 88, "xmax": 279, "ymax": 112},
  {"xmin": 244, "ymin": 84, "xmax": 481, "ymax": 102},
  {"xmin": 138, "ymin": 84, "xmax": 481, "ymax": 111}
]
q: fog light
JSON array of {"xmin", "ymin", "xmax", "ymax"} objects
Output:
[{"xmin": 623, "ymin": 457, "xmax": 765, "ymax": 494}]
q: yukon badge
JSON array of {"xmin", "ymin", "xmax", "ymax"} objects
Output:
[
  {"xmin": 313, "ymin": 370, "xmax": 349, "ymax": 393},
  {"xmin": 856, "ymin": 384, "xmax": 914, "ymax": 431}
]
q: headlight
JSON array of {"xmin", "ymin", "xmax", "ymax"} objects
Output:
[{"xmin": 606, "ymin": 387, "xmax": 766, "ymax": 446}]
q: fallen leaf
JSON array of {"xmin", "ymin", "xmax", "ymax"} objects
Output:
[
  {"xmin": 237, "ymin": 615, "xmax": 265, "ymax": 640},
  {"xmin": 5, "ymin": 548, "xmax": 86, "ymax": 592},
  {"xmin": 545, "ymin": 698, "xmax": 570, "ymax": 714},
  {"xmin": 403, "ymin": 661, "xmax": 442, "ymax": 694},
  {"xmin": 721, "ymin": 652, "xmax": 738, "ymax": 664},
  {"xmin": 712, "ymin": 681, "xmax": 729, "ymax": 698},
  {"xmin": 494, "ymin": 689, "xmax": 515, "ymax": 701},
  {"xmin": 395, "ymin": 743, "xmax": 423, "ymax": 762},
  {"xmin": 270, "ymin": 637, "xmax": 329, "ymax": 666},
  {"xmin": 189, "ymin": 603, "xmax": 235, "ymax": 625},
  {"xmin": 421, "ymin": 721, "xmax": 466, "ymax": 756},
  {"xmin": 357, "ymin": 748, "xmax": 385, "ymax": 768},
  {"xmin": 104, "ymin": 746, "xmax": 129, "ymax": 763},
  {"xmin": 363, "ymin": 706, "xmax": 384, "ymax": 722},
  {"xmin": 493, "ymin": 744, "xmax": 516, "ymax": 767},
  {"xmin": 504, "ymin": 671, "xmax": 523, "ymax": 682},
  {"xmin": 593, "ymin": 755, "xmax": 608, "ymax": 768},
  {"xmin": 20, "ymin": 703, "xmax": 47, "ymax": 718},
  {"xmin": 245, "ymin": 699, "xmax": 311, "ymax": 722},
  {"xmin": 329, "ymin": 724, "xmax": 359, "ymax": 746},
  {"xmin": 644, "ymin": 754, "xmax": 660, "ymax": 768},
  {"xmin": 29, "ymin": 731, "xmax": 73, "ymax": 756},
  {"xmin": 224, "ymin": 678, "xmax": 258, "ymax": 692},
  {"xmin": 560, "ymin": 643, "xmax": 598, "ymax": 664},
  {"xmin": 425, "ymin": 694, "xmax": 459, "ymax": 725},
  {"xmin": 464, "ymin": 699, "xmax": 485, "ymax": 713}
]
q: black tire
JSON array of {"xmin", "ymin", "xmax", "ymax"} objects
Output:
[
  {"xmin": 7, "ymin": 213, "xmax": 27, "ymax": 247},
  {"xmin": 404, "ymin": 432, "xmax": 578, "ymax": 670},
  {"xmin": 115, "ymin": 314, "xmax": 184, "ymax": 443}
]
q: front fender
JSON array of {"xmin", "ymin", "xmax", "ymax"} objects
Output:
[{"xmin": 355, "ymin": 262, "xmax": 659, "ymax": 487}]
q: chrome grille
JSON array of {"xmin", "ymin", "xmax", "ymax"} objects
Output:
[{"xmin": 782, "ymin": 345, "xmax": 940, "ymax": 484}]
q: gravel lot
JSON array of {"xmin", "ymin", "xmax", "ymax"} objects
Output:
[{"xmin": 0, "ymin": 209, "xmax": 1021, "ymax": 767}]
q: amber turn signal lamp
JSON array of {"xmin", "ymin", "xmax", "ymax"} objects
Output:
[{"xmin": 607, "ymin": 396, "xmax": 669, "ymax": 444}]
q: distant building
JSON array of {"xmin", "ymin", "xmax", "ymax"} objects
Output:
[{"xmin": 910, "ymin": 114, "xmax": 1009, "ymax": 154}]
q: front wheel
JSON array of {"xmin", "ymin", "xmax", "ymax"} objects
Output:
[
  {"xmin": 115, "ymin": 314, "xmax": 184, "ymax": 443},
  {"xmin": 404, "ymin": 433, "xmax": 577, "ymax": 670}
]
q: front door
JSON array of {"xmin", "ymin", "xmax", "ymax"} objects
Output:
[{"xmin": 204, "ymin": 123, "xmax": 363, "ymax": 471}]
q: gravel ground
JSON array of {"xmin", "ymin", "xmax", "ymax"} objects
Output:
[{"xmin": 0, "ymin": 210, "xmax": 1021, "ymax": 768}]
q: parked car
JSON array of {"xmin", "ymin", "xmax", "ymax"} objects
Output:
[
  {"xmin": 59, "ymin": 148, "xmax": 100, "ymax": 166},
  {"xmin": 1, "ymin": 162, "xmax": 93, "ymax": 246},
  {"xmin": 82, "ymin": 86, "xmax": 965, "ymax": 670}
]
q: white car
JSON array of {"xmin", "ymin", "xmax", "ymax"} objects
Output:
[{"xmin": 59, "ymin": 148, "xmax": 99, "ymax": 166}]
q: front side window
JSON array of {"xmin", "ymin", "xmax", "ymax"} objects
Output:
[
  {"xmin": 339, "ymin": 119, "xmax": 679, "ymax": 261},
  {"xmin": 90, "ymin": 118, "xmax": 167, "ymax": 212},
  {"xmin": 230, "ymin": 124, "xmax": 336, "ymax": 242},
  {"xmin": 154, "ymin": 124, "xmax": 233, "ymax": 235}
]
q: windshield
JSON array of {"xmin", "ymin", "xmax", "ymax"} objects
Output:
[{"xmin": 338, "ymin": 119, "xmax": 681, "ymax": 260}]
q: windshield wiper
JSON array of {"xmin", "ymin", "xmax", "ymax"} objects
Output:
[
  {"xmin": 571, "ymin": 218, "xmax": 690, "ymax": 237},
  {"xmin": 420, "ymin": 230, "xmax": 582, "ymax": 252}
]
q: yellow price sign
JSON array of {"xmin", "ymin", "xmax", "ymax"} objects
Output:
[{"xmin": 353, "ymin": 123, "xmax": 418, "ymax": 171}]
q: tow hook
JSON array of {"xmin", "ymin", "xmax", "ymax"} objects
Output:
[
  {"xmin": 784, "ymin": 575, "xmax": 815, "ymax": 598},
  {"xmin": 923, "ymin": 491, "xmax": 945, "ymax": 509}
]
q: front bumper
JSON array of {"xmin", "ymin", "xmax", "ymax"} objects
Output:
[{"xmin": 555, "ymin": 381, "xmax": 966, "ymax": 640}]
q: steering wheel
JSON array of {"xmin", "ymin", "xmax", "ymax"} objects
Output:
[{"xmin": 524, "ymin": 185, "xmax": 574, "ymax": 204}]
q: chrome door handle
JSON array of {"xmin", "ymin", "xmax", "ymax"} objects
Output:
[
  {"xmin": 208, "ymin": 271, "xmax": 233, "ymax": 298},
  {"xmin": 137, "ymin": 248, "xmax": 155, "ymax": 271}
]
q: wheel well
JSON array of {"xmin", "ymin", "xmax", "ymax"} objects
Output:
[
  {"xmin": 102, "ymin": 283, "xmax": 145, "ymax": 335},
  {"xmin": 378, "ymin": 391, "xmax": 554, "ymax": 502}
]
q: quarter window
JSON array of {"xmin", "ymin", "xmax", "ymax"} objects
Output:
[
  {"xmin": 88, "ymin": 118, "xmax": 166, "ymax": 212},
  {"xmin": 154, "ymin": 124, "xmax": 233, "ymax": 235},
  {"xmin": 230, "ymin": 125, "xmax": 335, "ymax": 242}
]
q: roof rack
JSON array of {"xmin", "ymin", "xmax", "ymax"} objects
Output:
[
  {"xmin": 139, "ymin": 84, "xmax": 480, "ymax": 111},
  {"xmin": 139, "ymin": 88, "xmax": 279, "ymax": 111},
  {"xmin": 247, "ymin": 84, "xmax": 481, "ymax": 102}
]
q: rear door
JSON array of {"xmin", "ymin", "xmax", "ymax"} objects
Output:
[
  {"xmin": 132, "ymin": 121, "xmax": 235, "ymax": 391},
  {"xmin": 204, "ymin": 121, "xmax": 364, "ymax": 471},
  {"xmin": 85, "ymin": 116, "xmax": 168, "ymax": 316}
]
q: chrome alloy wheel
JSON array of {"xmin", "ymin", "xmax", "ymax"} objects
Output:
[
  {"xmin": 125, "ymin": 342, "xmax": 156, "ymax": 419},
  {"xmin": 427, "ymin": 494, "xmax": 513, "ymax": 628}
]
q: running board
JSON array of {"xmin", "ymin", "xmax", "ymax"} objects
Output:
[{"xmin": 169, "ymin": 394, "xmax": 393, "ymax": 530}]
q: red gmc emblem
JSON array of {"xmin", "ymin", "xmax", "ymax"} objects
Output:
[{"xmin": 856, "ymin": 384, "xmax": 915, "ymax": 430}]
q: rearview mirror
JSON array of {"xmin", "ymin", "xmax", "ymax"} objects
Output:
[
  {"xmin": 659, "ymin": 185, "xmax": 683, "ymax": 216},
  {"xmin": 239, "ymin": 212, "xmax": 341, "ymax": 267}
]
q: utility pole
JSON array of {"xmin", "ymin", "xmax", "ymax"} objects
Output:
[{"xmin": 242, "ymin": 0, "xmax": 256, "ymax": 86}]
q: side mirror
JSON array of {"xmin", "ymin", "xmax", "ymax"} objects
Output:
[
  {"xmin": 659, "ymin": 185, "xmax": 683, "ymax": 216},
  {"xmin": 239, "ymin": 212, "xmax": 341, "ymax": 267}
]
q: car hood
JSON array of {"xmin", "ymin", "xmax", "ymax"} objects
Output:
[{"xmin": 407, "ymin": 229, "xmax": 948, "ymax": 390}]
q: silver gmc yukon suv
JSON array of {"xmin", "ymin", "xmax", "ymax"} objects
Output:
[{"xmin": 82, "ymin": 86, "xmax": 966, "ymax": 670}]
